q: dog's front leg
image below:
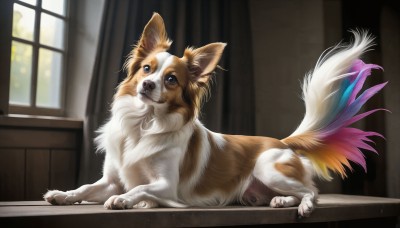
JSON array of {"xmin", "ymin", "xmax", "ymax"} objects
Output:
[
  {"xmin": 104, "ymin": 148, "xmax": 182, "ymax": 209},
  {"xmin": 104, "ymin": 179, "xmax": 178, "ymax": 209},
  {"xmin": 44, "ymin": 158, "xmax": 123, "ymax": 205},
  {"xmin": 44, "ymin": 176, "xmax": 123, "ymax": 205}
]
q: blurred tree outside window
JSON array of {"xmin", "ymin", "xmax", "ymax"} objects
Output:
[{"xmin": 10, "ymin": 0, "xmax": 68, "ymax": 114}]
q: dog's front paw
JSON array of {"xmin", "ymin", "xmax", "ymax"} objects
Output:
[
  {"xmin": 270, "ymin": 196, "xmax": 293, "ymax": 208},
  {"xmin": 104, "ymin": 195, "xmax": 134, "ymax": 210},
  {"xmin": 133, "ymin": 200, "xmax": 158, "ymax": 209},
  {"xmin": 44, "ymin": 190, "xmax": 81, "ymax": 205}
]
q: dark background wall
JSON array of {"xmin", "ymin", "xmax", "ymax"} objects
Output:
[{"xmin": 249, "ymin": 0, "xmax": 399, "ymax": 197}]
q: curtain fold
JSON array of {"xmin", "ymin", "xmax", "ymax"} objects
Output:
[
  {"xmin": 79, "ymin": 0, "xmax": 255, "ymax": 184},
  {"xmin": 79, "ymin": 0, "xmax": 131, "ymax": 184}
]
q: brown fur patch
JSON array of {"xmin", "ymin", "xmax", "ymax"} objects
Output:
[
  {"xmin": 274, "ymin": 155, "xmax": 305, "ymax": 183},
  {"xmin": 281, "ymin": 132, "xmax": 322, "ymax": 151},
  {"xmin": 180, "ymin": 127, "xmax": 202, "ymax": 182},
  {"xmin": 162, "ymin": 57, "xmax": 197, "ymax": 121},
  {"xmin": 192, "ymin": 134, "xmax": 288, "ymax": 196},
  {"xmin": 115, "ymin": 76, "xmax": 139, "ymax": 98}
]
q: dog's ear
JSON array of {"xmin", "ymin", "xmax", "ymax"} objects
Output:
[
  {"xmin": 138, "ymin": 12, "xmax": 172, "ymax": 53},
  {"xmin": 184, "ymin": 43, "xmax": 227, "ymax": 84},
  {"xmin": 125, "ymin": 13, "xmax": 171, "ymax": 76}
]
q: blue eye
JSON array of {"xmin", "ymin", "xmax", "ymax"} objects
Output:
[
  {"xmin": 165, "ymin": 75, "xmax": 178, "ymax": 85},
  {"xmin": 143, "ymin": 65, "xmax": 151, "ymax": 73}
]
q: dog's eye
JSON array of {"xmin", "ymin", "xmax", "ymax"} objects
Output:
[
  {"xmin": 143, "ymin": 65, "xmax": 151, "ymax": 73},
  {"xmin": 165, "ymin": 75, "xmax": 178, "ymax": 85}
]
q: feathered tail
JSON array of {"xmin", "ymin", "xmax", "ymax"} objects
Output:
[{"xmin": 282, "ymin": 31, "xmax": 387, "ymax": 180}]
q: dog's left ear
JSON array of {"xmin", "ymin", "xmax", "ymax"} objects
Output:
[
  {"xmin": 138, "ymin": 12, "xmax": 172, "ymax": 53},
  {"xmin": 184, "ymin": 43, "xmax": 227, "ymax": 84},
  {"xmin": 126, "ymin": 13, "xmax": 171, "ymax": 76}
]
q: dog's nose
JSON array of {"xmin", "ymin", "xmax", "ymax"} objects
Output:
[{"xmin": 142, "ymin": 80, "xmax": 156, "ymax": 91}]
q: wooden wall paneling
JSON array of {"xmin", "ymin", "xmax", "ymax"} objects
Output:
[
  {"xmin": 0, "ymin": 128, "xmax": 77, "ymax": 149},
  {"xmin": 0, "ymin": 118, "xmax": 83, "ymax": 201},
  {"xmin": 50, "ymin": 150, "xmax": 77, "ymax": 191},
  {"xmin": 25, "ymin": 149, "xmax": 50, "ymax": 200},
  {"xmin": 0, "ymin": 149, "xmax": 25, "ymax": 201}
]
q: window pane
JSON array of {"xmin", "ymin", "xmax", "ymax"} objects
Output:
[
  {"xmin": 42, "ymin": 0, "xmax": 65, "ymax": 16},
  {"xmin": 12, "ymin": 3, "xmax": 35, "ymax": 41},
  {"xmin": 36, "ymin": 49, "xmax": 62, "ymax": 108},
  {"xmin": 18, "ymin": 0, "xmax": 37, "ymax": 6},
  {"xmin": 10, "ymin": 41, "xmax": 33, "ymax": 106},
  {"xmin": 40, "ymin": 13, "xmax": 65, "ymax": 49}
]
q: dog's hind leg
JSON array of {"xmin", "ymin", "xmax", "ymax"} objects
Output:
[{"xmin": 253, "ymin": 148, "xmax": 318, "ymax": 218}]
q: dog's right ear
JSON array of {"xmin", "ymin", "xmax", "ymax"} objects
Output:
[
  {"xmin": 125, "ymin": 13, "xmax": 172, "ymax": 76},
  {"xmin": 138, "ymin": 12, "xmax": 172, "ymax": 55},
  {"xmin": 184, "ymin": 43, "xmax": 227, "ymax": 84}
]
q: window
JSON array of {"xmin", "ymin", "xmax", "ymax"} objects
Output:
[{"xmin": 9, "ymin": 0, "xmax": 68, "ymax": 116}]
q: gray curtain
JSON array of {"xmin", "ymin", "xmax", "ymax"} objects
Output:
[
  {"xmin": 79, "ymin": 0, "xmax": 130, "ymax": 184},
  {"xmin": 79, "ymin": 0, "xmax": 255, "ymax": 184}
]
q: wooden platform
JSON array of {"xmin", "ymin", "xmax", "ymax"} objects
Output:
[{"xmin": 1, "ymin": 194, "xmax": 399, "ymax": 227}]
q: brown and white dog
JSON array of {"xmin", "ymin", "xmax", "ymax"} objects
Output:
[{"xmin": 44, "ymin": 13, "xmax": 385, "ymax": 218}]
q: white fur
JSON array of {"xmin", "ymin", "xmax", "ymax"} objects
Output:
[{"xmin": 252, "ymin": 148, "xmax": 317, "ymax": 216}]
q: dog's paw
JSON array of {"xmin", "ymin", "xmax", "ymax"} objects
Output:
[
  {"xmin": 104, "ymin": 195, "xmax": 134, "ymax": 210},
  {"xmin": 270, "ymin": 196, "xmax": 293, "ymax": 208},
  {"xmin": 133, "ymin": 200, "xmax": 158, "ymax": 209},
  {"xmin": 297, "ymin": 198, "xmax": 314, "ymax": 218},
  {"xmin": 44, "ymin": 190, "xmax": 81, "ymax": 205}
]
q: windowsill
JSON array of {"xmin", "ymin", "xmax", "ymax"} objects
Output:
[{"xmin": 0, "ymin": 114, "xmax": 83, "ymax": 129}]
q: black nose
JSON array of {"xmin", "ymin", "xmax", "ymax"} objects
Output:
[{"xmin": 142, "ymin": 80, "xmax": 156, "ymax": 91}]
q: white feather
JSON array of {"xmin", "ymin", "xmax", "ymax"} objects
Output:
[{"xmin": 291, "ymin": 31, "xmax": 374, "ymax": 136}]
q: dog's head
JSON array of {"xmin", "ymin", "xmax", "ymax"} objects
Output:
[{"xmin": 115, "ymin": 13, "xmax": 226, "ymax": 121}]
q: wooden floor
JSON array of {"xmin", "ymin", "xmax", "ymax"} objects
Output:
[{"xmin": 1, "ymin": 194, "xmax": 399, "ymax": 227}]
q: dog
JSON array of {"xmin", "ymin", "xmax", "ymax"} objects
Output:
[{"xmin": 44, "ymin": 13, "xmax": 386, "ymax": 218}]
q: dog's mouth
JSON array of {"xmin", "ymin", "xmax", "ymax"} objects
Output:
[{"xmin": 139, "ymin": 90, "xmax": 164, "ymax": 104}]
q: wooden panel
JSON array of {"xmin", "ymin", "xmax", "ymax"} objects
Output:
[
  {"xmin": 26, "ymin": 149, "xmax": 50, "ymax": 200},
  {"xmin": 0, "ymin": 128, "xmax": 77, "ymax": 149},
  {"xmin": 0, "ymin": 149, "xmax": 25, "ymax": 201},
  {"xmin": 50, "ymin": 150, "xmax": 77, "ymax": 190}
]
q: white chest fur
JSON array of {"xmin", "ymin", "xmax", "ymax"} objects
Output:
[{"xmin": 96, "ymin": 95, "xmax": 193, "ymax": 190}]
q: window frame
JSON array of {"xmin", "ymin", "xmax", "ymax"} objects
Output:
[{"xmin": 8, "ymin": 0, "xmax": 70, "ymax": 116}]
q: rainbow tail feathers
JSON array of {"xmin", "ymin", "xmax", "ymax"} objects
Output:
[{"xmin": 282, "ymin": 31, "xmax": 387, "ymax": 180}]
